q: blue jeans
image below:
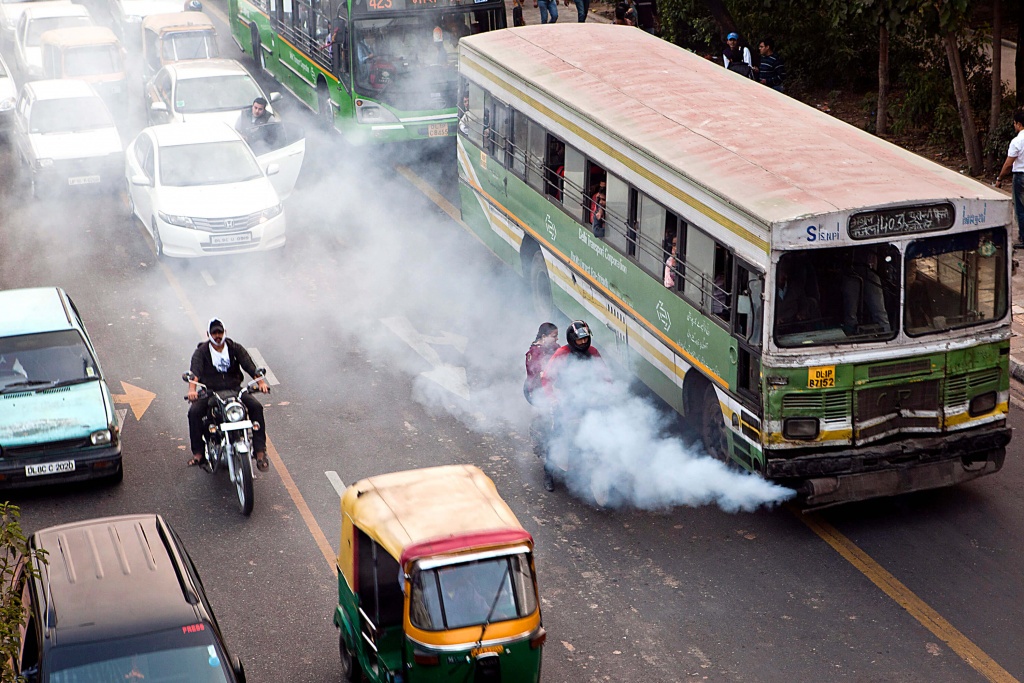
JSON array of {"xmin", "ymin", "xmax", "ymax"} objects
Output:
[
  {"xmin": 1014, "ymin": 173, "xmax": 1024, "ymax": 243},
  {"xmin": 573, "ymin": 0, "xmax": 589, "ymax": 21},
  {"xmin": 538, "ymin": 0, "xmax": 557, "ymax": 22}
]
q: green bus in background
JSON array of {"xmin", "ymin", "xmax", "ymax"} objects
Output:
[
  {"xmin": 457, "ymin": 24, "xmax": 1013, "ymax": 509},
  {"xmin": 228, "ymin": 0, "xmax": 505, "ymax": 144}
]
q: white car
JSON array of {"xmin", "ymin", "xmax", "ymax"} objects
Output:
[
  {"xmin": 12, "ymin": 79, "xmax": 123, "ymax": 198},
  {"xmin": 0, "ymin": 53, "xmax": 15, "ymax": 132},
  {"xmin": 108, "ymin": 0, "xmax": 181, "ymax": 44},
  {"xmin": 125, "ymin": 121, "xmax": 305, "ymax": 258},
  {"xmin": 0, "ymin": 0, "xmax": 68, "ymax": 48},
  {"xmin": 145, "ymin": 58, "xmax": 281, "ymax": 127},
  {"xmin": 13, "ymin": 1, "xmax": 91, "ymax": 81}
]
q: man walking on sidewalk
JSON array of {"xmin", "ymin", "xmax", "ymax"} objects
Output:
[{"xmin": 996, "ymin": 107, "xmax": 1024, "ymax": 248}]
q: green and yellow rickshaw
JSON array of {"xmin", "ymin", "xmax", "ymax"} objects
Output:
[{"xmin": 333, "ymin": 464, "xmax": 545, "ymax": 682}]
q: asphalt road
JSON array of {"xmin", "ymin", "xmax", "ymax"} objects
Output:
[{"xmin": 2, "ymin": 5, "xmax": 1024, "ymax": 682}]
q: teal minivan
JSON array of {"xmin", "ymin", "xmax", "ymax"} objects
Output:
[{"xmin": 0, "ymin": 287, "xmax": 122, "ymax": 487}]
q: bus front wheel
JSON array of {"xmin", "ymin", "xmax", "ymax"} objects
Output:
[
  {"xmin": 250, "ymin": 24, "xmax": 263, "ymax": 72},
  {"xmin": 700, "ymin": 383, "xmax": 728, "ymax": 462},
  {"xmin": 528, "ymin": 248, "xmax": 553, "ymax": 320},
  {"xmin": 317, "ymin": 85, "xmax": 333, "ymax": 133}
]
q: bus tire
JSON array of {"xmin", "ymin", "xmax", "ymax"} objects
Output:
[
  {"xmin": 700, "ymin": 383, "xmax": 728, "ymax": 462},
  {"xmin": 339, "ymin": 631, "xmax": 361, "ymax": 682},
  {"xmin": 317, "ymin": 82, "xmax": 333, "ymax": 132},
  {"xmin": 527, "ymin": 246, "xmax": 553, "ymax": 320},
  {"xmin": 250, "ymin": 24, "xmax": 263, "ymax": 72}
]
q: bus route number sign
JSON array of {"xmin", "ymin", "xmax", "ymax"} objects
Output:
[{"xmin": 808, "ymin": 366, "xmax": 835, "ymax": 389}]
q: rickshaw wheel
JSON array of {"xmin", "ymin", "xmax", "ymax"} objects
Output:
[{"xmin": 339, "ymin": 631, "xmax": 361, "ymax": 682}]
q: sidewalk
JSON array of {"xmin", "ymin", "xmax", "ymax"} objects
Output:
[{"xmin": 1011, "ymin": 256, "xmax": 1024, "ymax": 382}]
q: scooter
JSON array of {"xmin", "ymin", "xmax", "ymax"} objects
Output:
[{"xmin": 183, "ymin": 370, "xmax": 267, "ymax": 516}]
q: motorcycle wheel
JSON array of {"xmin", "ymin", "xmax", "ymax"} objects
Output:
[
  {"xmin": 232, "ymin": 447, "xmax": 254, "ymax": 516},
  {"xmin": 205, "ymin": 438, "xmax": 220, "ymax": 474}
]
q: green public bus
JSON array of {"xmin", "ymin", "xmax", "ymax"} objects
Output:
[
  {"xmin": 457, "ymin": 24, "xmax": 1013, "ymax": 509},
  {"xmin": 228, "ymin": 0, "xmax": 505, "ymax": 144}
]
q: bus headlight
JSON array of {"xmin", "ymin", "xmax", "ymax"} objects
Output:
[
  {"xmin": 783, "ymin": 417, "xmax": 819, "ymax": 440},
  {"xmin": 355, "ymin": 101, "xmax": 399, "ymax": 124},
  {"xmin": 969, "ymin": 392, "xmax": 997, "ymax": 417}
]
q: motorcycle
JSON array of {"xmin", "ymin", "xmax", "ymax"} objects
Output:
[{"xmin": 182, "ymin": 370, "xmax": 268, "ymax": 516}]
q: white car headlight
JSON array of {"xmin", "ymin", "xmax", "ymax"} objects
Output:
[
  {"xmin": 260, "ymin": 204, "xmax": 282, "ymax": 222},
  {"xmin": 158, "ymin": 211, "xmax": 195, "ymax": 228},
  {"xmin": 90, "ymin": 429, "xmax": 112, "ymax": 445},
  {"xmin": 224, "ymin": 402, "xmax": 246, "ymax": 423}
]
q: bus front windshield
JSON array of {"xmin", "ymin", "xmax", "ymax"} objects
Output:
[
  {"xmin": 773, "ymin": 230, "xmax": 1006, "ymax": 347},
  {"xmin": 409, "ymin": 553, "xmax": 537, "ymax": 631},
  {"xmin": 351, "ymin": 13, "xmax": 471, "ymax": 111}
]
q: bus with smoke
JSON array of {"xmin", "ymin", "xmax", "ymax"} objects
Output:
[
  {"xmin": 456, "ymin": 24, "xmax": 1013, "ymax": 509},
  {"xmin": 228, "ymin": 0, "xmax": 505, "ymax": 144}
]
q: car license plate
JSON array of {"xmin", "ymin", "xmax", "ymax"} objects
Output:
[
  {"xmin": 68, "ymin": 175, "xmax": 101, "ymax": 186},
  {"xmin": 25, "ymin": 460, "xmax": 76, "ymax": 477},
  {"xmin": 807, "ymin": 365, "xmax": 836, "ymax": 389},
  {"xmin": 428, "ymin": 123, "xmax": 449, "ymax": 138},
  {"xmin": 210, "ymin": 232, "xmax": 252, "ymax": 246}
]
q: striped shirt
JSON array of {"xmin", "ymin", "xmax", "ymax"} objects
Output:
[{"xmin": 759, "ymin": 52, "xmax": 785, "ymax": 89}]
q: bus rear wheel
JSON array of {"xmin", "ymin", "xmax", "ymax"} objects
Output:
[
  {"xmin": 700, "ymin": 383, "xmax": 728, "ymax": 462},
  {"xmin": 528, "ymin": 248, "xmax": 553, "ymax": 320}
]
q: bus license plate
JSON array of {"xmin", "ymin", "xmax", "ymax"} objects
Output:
[
  {"xmin": 26, "ymin": 460, "xmax": 76, "ymax": 477},
  {"xmin": 68, "ymin": 175, "xmax": 101, "ymax": 185},
  {"xmin": 211, "ymin": 232, "xmax": 252, "ymax": 246},
  {"xmin": 808, "ymin": 365, "xmax": 835, "ymax": 389},
  {"xmin": 428, "ymin": 123, "xmax": 449, "ymax": 138}
]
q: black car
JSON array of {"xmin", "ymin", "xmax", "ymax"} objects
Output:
[{"xmin": 12, "ymin": 514, "xmax": 246, "ymax": 682}]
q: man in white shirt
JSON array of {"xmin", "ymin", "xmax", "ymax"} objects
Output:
[{"xmin": 995, "ymin": 107, "xmax": 1024, "ymax": 247}]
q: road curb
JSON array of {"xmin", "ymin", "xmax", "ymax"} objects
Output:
[{"xmin": 1011, "ymin": 356, "xmax": 1024, "ymax": 384}]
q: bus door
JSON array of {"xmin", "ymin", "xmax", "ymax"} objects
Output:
[{"xmin": 731, "ymin": 259, "xmax": 764, "ymax": 467}]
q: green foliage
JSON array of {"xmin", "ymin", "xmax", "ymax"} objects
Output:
[{"xmin": 0, "ymin": 504, "xmax": 44, "ymax": 683}]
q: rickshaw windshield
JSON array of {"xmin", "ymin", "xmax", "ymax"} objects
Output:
[{"xmin": 410, "ymin": 553, "xmax": 537, "ymax": 631}]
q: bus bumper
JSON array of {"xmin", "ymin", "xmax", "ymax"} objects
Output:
[{"xmin": 767, "ymin": 427, "xmax": 1011, "ymax": 509}]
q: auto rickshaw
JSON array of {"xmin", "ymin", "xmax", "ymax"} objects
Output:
[
  {"xmin": 334, "ymin": 465, "xmax": 545, "ymax": 682},
  {"xmin": 40, "ymin": 27, "xmax": 128, "ymax": 112},
  {"xmin": 141, "ymin": 11, "xmax": 218, "ymax": 82}
]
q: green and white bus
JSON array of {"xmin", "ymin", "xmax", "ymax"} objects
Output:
[
  {"xmin": 457, "ymin": 24, "xmax": 1013, "ymax": 508},
  {"xmin": 228, "ymin": 0, "xmax": 505, "ymax": 144}
]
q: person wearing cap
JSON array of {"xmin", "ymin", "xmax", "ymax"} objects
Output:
[
  {"xmin": 187, "ymin": 319, "xmax": 271, "ymax": 471},
  {"xmin": 722, "ymin": 32, "xmax": 753, "ymax": 77}
]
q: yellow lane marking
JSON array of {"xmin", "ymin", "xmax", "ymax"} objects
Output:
[
  {"xmin": 799, "ymin": 512, "xmax": 1018, "ymax": 683},
  {"xmin": 132, "ymin": 206, "xmax": 337, "ymax": 572},
  {"xmin": 395, "ymin": 164, "xmax": 462, "ymax": 223}
]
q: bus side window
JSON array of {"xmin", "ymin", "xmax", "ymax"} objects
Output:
[
  {"xmin": 735, "ymin": 263, "xmax": 763, "ymax": 347},
  {"xmin": 684, "ymin": 228, "xmax": 715, "ymax": 309},
  {"xmin": 712, "ymin": 244, "xmax": 733, "ymax": 322},
  {"xmin": 465, "ymin": 81, "xmax": 485, "ymax": 148},
  {"xmin": 584, "ymin": 162, "xmax": 606, "ymax": 225},
  {"xmin": 561, "ymin": 142, "xmax": 585, "ymax": 212},
  {"xmin": 543, "ymin": 135, "xmax": 565, "ymax": 201},
  {"xmin": 604, "ymin": 173, "xmax": 629, "ymax": 253},
  {"xmin": 636, "ymin": 192, "xmax": 666, "ymax": 276},
  {"xmin": 510, "ymin": 109, "xmax": 527, "ymax": 177},
  {"xmin": 525, "ymin": 119, "xmax": 546, "ymax": 192},
  {"xmin": 663, "ymin": 214, "xmax": 685, "ymax": 293}
]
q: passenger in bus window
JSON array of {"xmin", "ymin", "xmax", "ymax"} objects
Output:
[
  {"xmin": 775, "ymin": 261, "xmax": 818, "ymax": 328},
  {"xmin": 663, "ymin": 235, "xmax": 678, "ymax": 289},
  {"xmin": 841, "ymin": 250, "xmax": 890, "ymax": 335},
  {"xmin": 591, "ymin": 193, "xmax": 606, "ymax": 237}
]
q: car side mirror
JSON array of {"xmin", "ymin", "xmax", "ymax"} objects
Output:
[
  {"xmin": 231, "ymin": 656, "xmax": 246, "ymax": 683},
  {"xmin": 149, "ymin": 101, "xmax": 167, "ymax": 113},
  {"xmin": 266, "ymin": 163, "xmax": 280, "ymax": 176},
  {"xmin": 269, "ymin": 91, "xmax": 281, "ymax": 103},
  {"xmin": 130, "ymin": 175, "xmax": 151, "ymax": 187}
]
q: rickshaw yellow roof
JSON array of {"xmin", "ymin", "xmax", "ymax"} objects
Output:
[
  {"xmin": 40, "ymin": 26, "xmax": 119, "ymax": 47},
  {"xmin": 342, "ymin": 465, "xmax": 527, "ymax": 563}
]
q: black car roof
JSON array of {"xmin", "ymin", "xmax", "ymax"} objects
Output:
[{"xmin": 32, "ymin": 514, "xmax": 203, "ymax": 646}]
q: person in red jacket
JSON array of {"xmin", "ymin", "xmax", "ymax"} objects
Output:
[
  {"xmin": 524, "ymin": 322, "xmax": 558, "ymax": 405},
  {"xmin": 538, "ymin": 320, "xmax": 607, "ymax": 491}
]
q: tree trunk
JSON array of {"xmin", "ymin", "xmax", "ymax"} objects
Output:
[
  {"xmin": 987, "ymin": 0, "xmax": 1002, "ymax": 172},
  {"xmin": 944, "ymin": 31, "xmax": 984, "ymax": 175},
  {"xmin": 877, "ymin": 23, "xmax": 889, "ymax": 136},
  {"xmin": 1017, "ymin": 0, "xmax": 1024, "ymax": 106},
  {"xmin": 700, "ymin": 0, "xmax": 739, "ymax": 38}
]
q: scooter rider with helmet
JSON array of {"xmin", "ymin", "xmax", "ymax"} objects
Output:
[
  {"xmin": 187, "ymin": 318, "xmax": 270, "ymax": 471},
  {"xmin": 538, "ymin": 319, "xmax": 607, "ymax": 491}
]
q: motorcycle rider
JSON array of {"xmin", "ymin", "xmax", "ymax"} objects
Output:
[
  {"xmin": 187, "ymin": 318, "xmax": 270, "ymax": 471},
  {"xmin": 538, "ymin": 319, "xmax": 607, "ymax": 491}
]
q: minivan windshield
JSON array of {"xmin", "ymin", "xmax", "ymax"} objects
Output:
[
  {"xmin": 0, "ymin": 330, "xmax": 98, "ymax": 392},
  {"xmin": 46, "ymin": 626, "xmax": 234, "ymax": 683},
  {"xmin": 409, "ymin": 553, "xmax": 537, "ymax": 631}
]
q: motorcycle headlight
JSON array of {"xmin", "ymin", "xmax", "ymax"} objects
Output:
[
  {"xmin": 159, "ymin": 211, "xmax": 195, "ymax": 229},
  {"xmin": 90, "ymin": 429, "xmax": 112, "ymax": 445},
  {"xmin": 260, "ymin": 204, "xmax": 282, "ymax": 222},
  {"xmin": 225, "ymin": 402, "xmax": 246, "ymax": 423}
]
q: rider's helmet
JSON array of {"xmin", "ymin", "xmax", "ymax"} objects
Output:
[
  {"xmin": 184, "ymin": 0, "xmax": 203, "ymax": 11},
  {"xmin": 566, "ymin": 320, "xmax": 592, "ymax": 355}
]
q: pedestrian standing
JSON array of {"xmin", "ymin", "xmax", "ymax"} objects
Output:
[
  {"xmin": 512, "ymin": 0, "xmax": 525, "ymax": 26},
  {"xmin": 996, "ymin": 107, "xmax": 1024, "ymax": 247},
  {"xmin": 633, "ymin": 0, "xmax": 658, "ymax": 34},
  {"xmin": 537, "ymin": 0, "xmax": 558, "ymax": 23},
  {"xmin": 757, "ymin": 37, "xmax": 785, "ymax": 91},
  {"xmin": 722, "ymin": 32, "xmax": 754, "ymax": 78},
  {"xmin": 572, "ymin": 0, "xmax": 590, "ymax": 22}
]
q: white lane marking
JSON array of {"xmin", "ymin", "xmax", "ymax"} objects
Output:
[
  {"xmin": 116, "ymin": 408, "xmax": 128, "ymax": 427},
  {"xmin": 326, "ymin": 471, "xmax": 346, "ymax": 497},
  {"xmin": 200, "ymin": 270, "xmax": 216, "ymax": 286},
  {"xmin": 247, "ymin": 347, "xmax": 280, "ymax": 385},
  {"xmin": 1011, "ymin": 395, "xmax": 1024, "ymax": 410},
  {"xmin": 380, "ymin": 316, "xmax": 471, "ymax": 400}
]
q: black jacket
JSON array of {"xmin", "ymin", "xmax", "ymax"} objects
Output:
[{"xmin": 190, "ymin": 339, "xmax": 258, "ymax": 392}]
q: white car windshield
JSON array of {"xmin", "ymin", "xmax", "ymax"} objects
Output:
[
  {"xmin": 29, "ymin": 96, "xmax": 112, "ymax": 133},
  {"xmin": 65, "ymin": 45, "xmax": 121, "ymax": 77},
  {"xmin": 27, "ymin": 16, "xmax": 91, "ymax": 46},
  {"xmin": 173, "ymin": 74, "xmax": 262, "ymax": 113},
  {"xmin": 159, "ymin": 140, "xmax": 262, "ymax": 186}
]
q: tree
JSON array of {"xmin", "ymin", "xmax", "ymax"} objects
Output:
[
  {"xmin": 987, "ymin": 0, "xmax": 1001, "ymax": 171},
  {"xmin": 0, "ymin": 504, "xmax": 45, "ymax": 683}
]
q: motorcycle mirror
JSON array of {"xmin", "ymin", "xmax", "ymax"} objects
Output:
[
  {"xmin": 182, "ymin": 371, "xmax": 195, "ymax": 382},
  {"xmin": 256, "ymin": 368, "xmax": 267, "ymax": 377}
]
